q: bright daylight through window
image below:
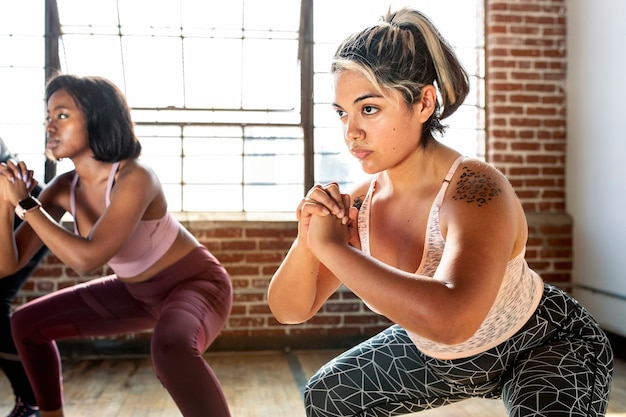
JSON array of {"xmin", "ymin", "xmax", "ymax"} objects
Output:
[{"xmin": 0, "ymin": 0, "xmax": 483, "ymax": 213}]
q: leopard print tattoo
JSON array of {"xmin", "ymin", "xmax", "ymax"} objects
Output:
[
  {"xmin": 452, "ymin": 167, "xmax": 501, "ymax": 207},
  {"xmin": 353, "ymin": 195, "xmax": 365, "ymax": 210}
]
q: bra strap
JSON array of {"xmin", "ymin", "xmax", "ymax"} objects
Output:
[
  {"xmin": 433, "ymin": 155, "xmax": 466, "ymax": 207},
  {"xmin": 105, "ymin": 161, "xmax": 121, "ymax": 207},
  {"xmin": 70, "ymin": 173, "xmax": 79, "ymax": 234},
  {"xmin": 443, "ymin": 155, "xmax": 465, "ymax": 183}
]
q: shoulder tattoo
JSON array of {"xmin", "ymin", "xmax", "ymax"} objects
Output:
[
  {"xmin": 353, "ymin": 195, "xmax": 365, "ymax": 210},
  {"xmin": 451, "ymin": 167, "xmax": 502, "ymax": 207}
]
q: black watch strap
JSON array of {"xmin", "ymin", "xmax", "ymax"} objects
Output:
[{"xmin": 15, "ymin": 196, "xmax": 41, "ymax": 220}]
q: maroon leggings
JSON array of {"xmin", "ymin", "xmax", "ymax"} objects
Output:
[{"xmin": 11, "ymin": 246, "xmax": 232, "ymax": 417}]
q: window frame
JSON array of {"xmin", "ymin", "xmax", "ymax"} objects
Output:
[{"xmin": 30, "ymin": 0, "xmax": 483, "ymax": 214}]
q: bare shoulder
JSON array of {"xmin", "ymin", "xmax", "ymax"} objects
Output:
[
  {"xmin": 117, "ymin": 159, "xmax": 159, "ymax": 185},
  {"xmin": 443, "ymin": 159, "xmax": 527, "ymax": 258},
  {"xmin": 114, "ymin": 160, "xmax": 165, "ymax": 216},
  {"xmin": 450, "ymin": 158, "xmax": 514, "ymax": 208}
]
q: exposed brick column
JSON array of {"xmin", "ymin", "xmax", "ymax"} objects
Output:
[{"xmin": 486, "ymin": 0, "xmax": 571, "ymax": 288}]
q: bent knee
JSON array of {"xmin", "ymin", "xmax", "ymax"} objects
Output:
[{"xmin": 10, "ymin": 306, "xmax": 35, "ymax": 341}]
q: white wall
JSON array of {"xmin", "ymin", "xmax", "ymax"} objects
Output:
[{"xmin": 567, "ymin": 0, "xmax": 626, "ymax": 336}]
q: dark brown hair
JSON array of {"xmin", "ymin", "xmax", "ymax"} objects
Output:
[{"xmin": 46, "ymin": 74, "xmax": 141, "ymax": 162}]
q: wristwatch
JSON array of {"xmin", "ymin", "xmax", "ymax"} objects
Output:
[{"xmin": 15, "ymin": 196, "xmax": 42, "ymax": 220}]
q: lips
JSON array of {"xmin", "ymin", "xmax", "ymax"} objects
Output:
[
  {"xmin": 350, "ymin": 147, "xmax": 372, "ymax": 160},
  {"xmin": 46, "ymin": 139, "xmax": 59, "ymax": 149}
]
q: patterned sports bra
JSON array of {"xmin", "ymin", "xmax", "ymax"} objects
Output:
[{"xmin": 357, "ymin": 156, "xmax": 544, "ymax": 359}]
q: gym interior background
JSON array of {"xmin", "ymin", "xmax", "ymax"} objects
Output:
[{"xmin": 0, "ymin": 0, "xmax": 624, "ymax": 357}]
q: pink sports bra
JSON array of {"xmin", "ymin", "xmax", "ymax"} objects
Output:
[{"xmin": 70, "ymin": 161, "xmax": 180, "ymax": 278}]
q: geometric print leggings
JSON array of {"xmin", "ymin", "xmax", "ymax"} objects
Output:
[{"xmin": 304, "ymin": 284, "xmax": 614, "ymax": 416}]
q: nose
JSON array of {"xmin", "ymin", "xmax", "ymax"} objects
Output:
[
  {"xmin": 46, "ymin": 118, "xmax": 55, "ymax": 132},
  {"xmin": 344, "ymin": 117, "xmax": 363, "ymax": 142}
]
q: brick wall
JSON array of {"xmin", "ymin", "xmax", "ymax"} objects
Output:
[
  {"xmin": 13, "ymin": 0, "xmax": 571, "ymax": 355},
  {"xmin": 486, "ymin": 0, "xmax": 570, "ymax": 290}
]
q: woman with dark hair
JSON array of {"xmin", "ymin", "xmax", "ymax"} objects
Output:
[
  {"xmin": 268, "ymin": 7, "xmax": 613, "ymax": 417},
  {"xmin": 0, "ymin": 75, "xmax": 233, "ymax": 417}
]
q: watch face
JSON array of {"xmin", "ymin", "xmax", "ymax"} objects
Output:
[{"xmin": 19, "ymin": 197, "xmax": 40, "ymax": 210}]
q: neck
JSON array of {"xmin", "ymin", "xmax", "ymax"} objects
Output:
[
  {"xmin": 73, "ymin": 158, "xmax": 116, "ymax": 185},
  {"xmin": 380, "ymin": 141, "xmax": 459, "ymax": 194}
]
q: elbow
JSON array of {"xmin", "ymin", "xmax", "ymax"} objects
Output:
[
  {"xmin": 268, "ymin": 303, "xmax": 308, "ymax": 325},
  {"xmin": 69, "ymin": 257, "xmax": 103, "ymax": 277},
  {"xmin": 267, "ymin": 279, "xmax": 320, "ymax": 325},
  {"xmin": 70, "ymin": 265, "xmax": 91, "ymax": 277},
  {"xmin": 0, "ymin": 265, "xmax": 18, "ymax": 279},
  {"xmin": 267, "ymin": 292, "xmax": 295, "ymax": 325},
  {"xmin": 273, "ymin": 315, "xmax": 304, "ymax": 325},
  {"xmin": 0, "ymin": 258, "xmax": 24, "ymax": 278},
  {"xmin": 64, "ymin": 246, "xmax": 112, "ymax": 277},
  {"xmin": 274, "ymin": 316, "xmax": 309, "ymax": 325},
  {"xmin": 267, "ymin": 295, "xmax": 309, "ymax": 325}
]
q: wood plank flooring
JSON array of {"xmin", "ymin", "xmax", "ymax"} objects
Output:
[{"xmin": 0, "ymin": 350, "xmax": 624, "ymax": 416}]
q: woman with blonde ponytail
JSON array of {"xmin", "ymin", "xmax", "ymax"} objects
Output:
[{"xmin": 268, "ymin": 7, "xmax": 613, "ymax": 417}]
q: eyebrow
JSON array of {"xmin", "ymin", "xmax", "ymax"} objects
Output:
[
  {"xmin": 47, "ymin": 105, "xmax": 69, "ymax": 113},
  {"xmin": 332, "ymin": 93, "xmax": 383, "ymax": 108}
]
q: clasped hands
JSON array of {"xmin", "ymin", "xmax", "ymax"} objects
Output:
[
  {"xmin": 296, "ymin": 182, "xmax": 359, "ymax": 254},
  {"xmin": 0, "ymin": 160, "xmax": 37, "ymax": 207}
]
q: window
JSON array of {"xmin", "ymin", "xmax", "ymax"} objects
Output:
[
  {"xmin": 0, "ymin": 3, "xmax": 46, "ymax": 179},
  {"xmin": 0, "ymin": 0, "xmax": 484, "ymax": 214},
  {"xmin": 56, "ymin": 0, "xmax": 302, "ymax": 212}
]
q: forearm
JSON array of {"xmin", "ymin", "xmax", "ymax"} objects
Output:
[
  {"xmin": 21, "ymin": 207, "xmax": 97, "ymax": 276},
  {"xmin": 0, "ymin": 205, "xmax": 18, "ymax": 276},
  {"xmin": 312, "ymin": 240, "xmax": 459, "ymax": 342},
  {"xmin": 267, "ymin": 239, "xmax": 331, "ymax": 323}
]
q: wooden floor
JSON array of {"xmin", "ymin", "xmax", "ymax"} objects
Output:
[{"xmin": 0, "ymin": 350, "xmax": 624, "ymax": 416}]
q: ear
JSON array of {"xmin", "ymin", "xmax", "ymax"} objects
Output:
[{"xmin": 415, "ymin": 85, "xmax": 437, "ymax": 123}]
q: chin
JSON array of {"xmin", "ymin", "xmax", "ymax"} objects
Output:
[
  {"xmin": 360, "ymin": 164, "xmax": 381, "ymax": 175},
  {"xmin": 45, "ymin": 148, "xmax": 59, "ymax": 162}
]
